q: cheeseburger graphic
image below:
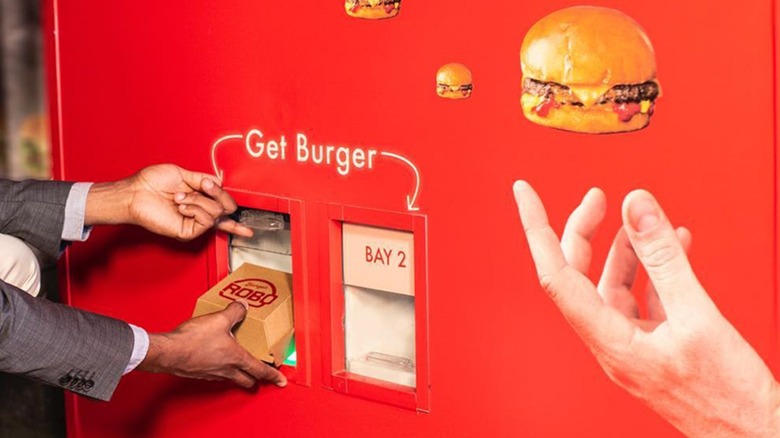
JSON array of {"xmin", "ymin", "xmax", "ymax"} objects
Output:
[
  {"xmin": 520, "ymin": 6, "xmax": 660, "ymax": 134},
  {"xmin": 345, "ymin": 0, "xmax": 401, "ymax": 20},
  {"xmin": 436, "ymin": 63, "xmax": 473, "ymax": 99}
]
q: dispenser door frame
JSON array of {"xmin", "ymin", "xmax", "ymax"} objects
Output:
[
  {"xmin": 319, "ymin": 204, "xmax": 430, "ymax": 412},
  {"xmin": 207, "ymin": 189, "xmax": 310, "ymax": 386}
]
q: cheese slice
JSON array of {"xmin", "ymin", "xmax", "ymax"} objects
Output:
[
  {"xmin": 640, "ymin": 100, "xmax": 652, "ymax": 113},
  {"xmin": 522, "ymin": 93, "xmax": 545, "ymax": 108},
  {"xmin": 568, "ymin": 85, "xmax": 612, "ymax": 107}
]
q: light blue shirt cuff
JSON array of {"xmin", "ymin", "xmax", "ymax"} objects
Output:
[
  {"xmin": 124, "ymin": 324, "xmax": 150, "ymax": 375},
  {"xmin": 62, "ymin": 182, "xmax": 93, "ymax": 242}
]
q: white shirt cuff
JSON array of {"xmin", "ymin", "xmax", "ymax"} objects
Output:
[
  {"xmin": 124, "ymin": 324, "xmax": 150, "ymax": 375},
  {"xmin": 62, "ymin": 182, "xmax": 93, "ymax": 242}
]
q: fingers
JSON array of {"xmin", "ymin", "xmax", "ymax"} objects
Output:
[
  {"xmin": 175, "ymin": 194, "xmax": 252, "ymax": 237},
  {"xmin": 227, "ymin": 369, "xmax": 257, "ymax": 389},
  {"xmin": 647, "ymin": 227, "xmax": 692, "ymax": 321},
  {"xmin": 179, "ymin": 169, "xmax": 238, "ymax": 215},
  {"xmin": 621, "ymin": 190, "xmax": 710, "ymax": 319},
  {"xmin": 224, "ymin": 354, "xmax": 287, "ymax": 389},
  {"xmin": 513, "ymin": 181, "xmax": 614, "ymax": 336},
  {"xmin": 597, "ymin": 227, "xmax": 640, "ymax": 318},
  {"xmin": 222, "ymin": 300, "xmax": 287, "ymax": 387},
  {"xmin": 220, "ymin": 300, "xmax": 288, "ymax": 387},
  {"xmin": 177, "ymin": 204, "xmax": 214, "ymax": 234},
  {"xmin": 220, "ymin": 300, "xmax": 250, "ymax": 329},
  {"xmin": 175, "ymin": 169, "xmax": 251, "ymax": 237},
  {"xmin": 175, "ymin": 192, "xmax": 227, "ymax": 219},
  {"xmin": 216, "ymin": 218, "xmax": 255, "ymax": 238},
  {"xmin": 561, "ymin": 188, "xmax": 607, "ymax": 274},
  {"xmin": 175, "ymin": 195, "xmax": 253, "ymax": 237},
  {"xmin": 599, "ymin": 226, "xmax": 692, "ymax": 320},
  {"xmin": 241, "ymin": 356, "xmax": 288, "ymax": 388},
  {"xmin": 513, "ymin": 180, "xmax": 568, "ymax": 288},
  {"xmin": 142, "ymin": 298, "xmax": 289, "ymax": 391}
]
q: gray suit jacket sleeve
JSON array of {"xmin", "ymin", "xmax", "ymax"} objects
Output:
[
  {"xmin": 0, "ymin": 278, "xmax": 134, "ymax": 401},
  {"xmin": 0, "ymin": 178, "xmax": 135, "ymax": 401},
  {"xmin": 0, "ymin": 179, "xmax": 74, "ymax": 258}
]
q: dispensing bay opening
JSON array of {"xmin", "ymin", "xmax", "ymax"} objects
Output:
[
  {"xmin": 344, "ymin": 285, "xmax": 416, "ymax": 387},
  {"xmin": 229, "ymin": 208, "xmax": 296, "ymax": 367},
  {"xmin": 322, "ymin": 207, "xmax": 429, "ymax": 409},
  {"xmin": 341, "ymin": 223, "xmax": 416, "ymax": 388}
]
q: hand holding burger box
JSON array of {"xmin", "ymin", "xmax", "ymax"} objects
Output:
[{"xmin": 192, "ymin": 263, "xmax": 294, "ymax": 367}]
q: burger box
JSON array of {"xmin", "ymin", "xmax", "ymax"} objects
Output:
[{"xmin": 192, "ymin": 263, "xmax": 294, "ymax": 366}]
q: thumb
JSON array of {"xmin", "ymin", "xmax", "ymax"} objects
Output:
[
  {"xmin": 221, "ymin": 300, "xmax": 249, "ymax": 330},
  {"xmin": 179, "ymin": 168, "xmax": 222, "ymax": 192},
  {"xmin": 621, "ymin": 190, "xmax": 711, "ymax": 319}
]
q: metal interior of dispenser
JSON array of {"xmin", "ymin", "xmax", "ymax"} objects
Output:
[
  {"xmin": 229, "ymin": 208, "xmax": 296, "ymax": 366},
  {"xmin": 229, "ymin": 209, "xmax": 292, "ymax": 274},
  {"xmin": 344, "ymin": 285, "xmax": 416, "ymax": 387}
]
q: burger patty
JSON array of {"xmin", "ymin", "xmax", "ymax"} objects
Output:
[
  {"xmin": 601, "ymin": 82, "xmax": 660, "ymax": 103},
  {"xmin": 522, "ymin": 78, "xmax": 659, "ymax": 104},
  {"xmin": 523, "ymin": 78, "xmax": 570, "ymax": 98}
]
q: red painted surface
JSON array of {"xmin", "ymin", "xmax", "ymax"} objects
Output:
[{"xmin": 43, "ymin": 0, "xmax": 778, "ymax": 436}]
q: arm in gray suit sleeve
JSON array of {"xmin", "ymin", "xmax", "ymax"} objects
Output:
[
  {"xmin": 0, "ymin": 179, "xmax": 74, "ymax": 258},
  {"xmin": 0, "ymin": 278, "xmax": 134, "ymax": 401}
]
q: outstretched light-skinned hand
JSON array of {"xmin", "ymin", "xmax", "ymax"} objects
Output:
[{"xmin": 513, "ymin": 181, "xmax": 780, "ymax": 437}]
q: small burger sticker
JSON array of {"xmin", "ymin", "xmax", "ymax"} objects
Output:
[
  {"xmin": 520, "ymin": 6, "xmax": 660, "ymax": 134},
  {"xmin": 436, "ymin": 63, "xmax": 473, "ymax": 100},
  {"xmin": 345, "ymin": 0, "xmax": 401, "ymax": 20}
]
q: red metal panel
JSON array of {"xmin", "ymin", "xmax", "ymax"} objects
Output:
[
  {"xmin": 43, "ymin": 0, "xmax": 778, "ymax": 436},
  {"xmin": 774, "ymin": 0, "xmax": 780, "ymax": 367}
]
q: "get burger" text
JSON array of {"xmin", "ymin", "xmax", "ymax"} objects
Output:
[{"xmin": 244, "ymin": 129, "xmax": 378, "ymax": 176}]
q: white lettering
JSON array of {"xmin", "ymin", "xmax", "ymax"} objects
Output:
[
  {"xmin": 353, "ymin": 149, "xmax": 365, "ymax": 168},
  {"xmin": 325, "ymin": 145, "xmax": 335, "ymax": 165},
  {"xmin": 245, "ymin": 129, "xmax": 264, "ymax": 158},
  {"xmin": 264, "ymin": 131, "xmax": 378, "ymax": 177},
  {"xmin": 296, "ymin": 133, "xmax": 309, "ymax": 162},
  {"xmin": 336, "ymin": 147, "xmax": 350, "ymax": 176},
  {"xmin": 312, "ymin": 143, "xmax": 324, "ymax": 164},
  {"xmin": 266, "ymin": 140, "xmax": 280, "ymax": 159},
  {"xmin": 280, "ymin": 136, "xmax": 287, "ymax": 160}
]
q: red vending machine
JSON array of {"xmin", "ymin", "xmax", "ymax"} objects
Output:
[{"xmin": 44, "ymin": 0, "xmax": 779, "ymax": 436}]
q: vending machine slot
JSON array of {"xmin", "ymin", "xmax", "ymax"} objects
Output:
[
  {"xmin": 228, "ymin": 207, "xmax": 295, "ymax": 366},
  {"xmin": 321, "ymin": 205, "xmax": 429, "ymax": 411}
]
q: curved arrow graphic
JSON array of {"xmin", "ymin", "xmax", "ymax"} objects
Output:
[
  {"xmin": 380, "ymin": 151, "xmax": 420, "ymax": 211},
  {"xmin": 210, "ymin": 134, "xmax": 244, "ymax": 180}
]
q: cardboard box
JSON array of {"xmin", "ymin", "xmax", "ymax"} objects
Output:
[{"xmin": 192, "ymin": 263, "xmax": 294, "ymax": 366}]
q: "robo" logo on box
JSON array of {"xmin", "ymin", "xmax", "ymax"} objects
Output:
[{"xmin": 219, "ymin": 278, "xmax": 278, "ymax": 308}]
